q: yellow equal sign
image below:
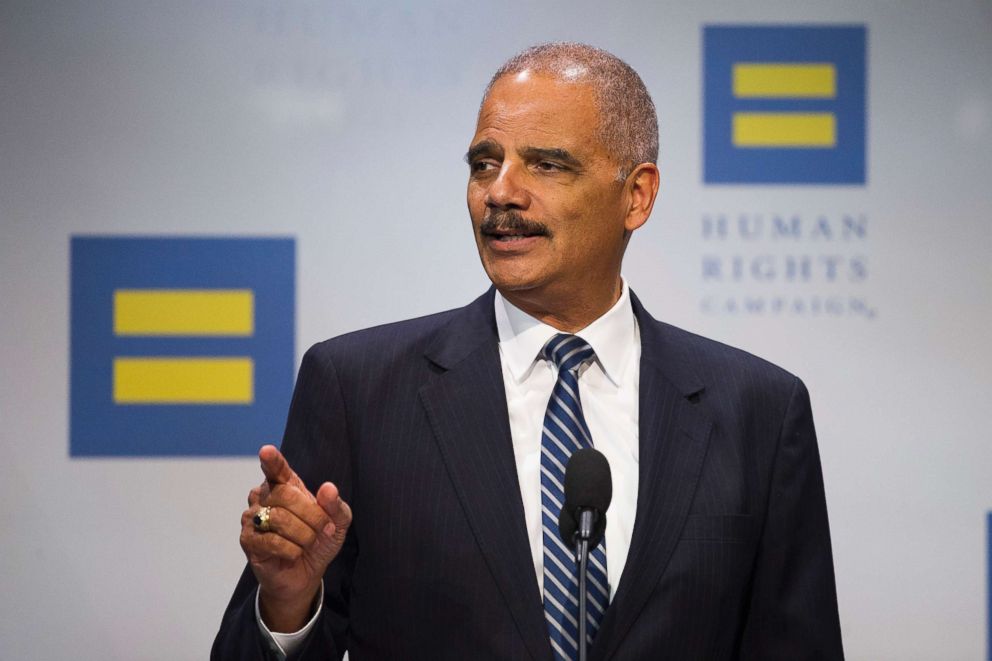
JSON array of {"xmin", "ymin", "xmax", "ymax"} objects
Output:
[
  {"xmin": 731, "ymin": 62, "xmax": 837, "ymax": 149},
  {"xmin": 113, "ymin": 288, "xmax": 255, "ymax": 405},
  {"xmin": 114, "ymin": 289, "xmax": 254, "ymax": 336},
  {"xmin": 113, "ymin": 357, "xmax": 254, "ymax": 404},
  {"xmin": 733, "ymin": 63, "xmax": 836, "ymax": 98}
]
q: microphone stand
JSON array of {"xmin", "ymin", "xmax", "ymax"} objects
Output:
[{"xmin": 574, "ymin": 508, "xmax": 597, "ymax": 661}]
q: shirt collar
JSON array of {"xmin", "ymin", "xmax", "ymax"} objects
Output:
[{"xmin": 494, "ymin": 279, "xmax": 636, "ymax": 387}]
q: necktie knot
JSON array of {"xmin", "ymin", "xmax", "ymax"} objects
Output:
[{"xmin": 542, "ymin": 333, "xmax": 595, "ymax": 373}]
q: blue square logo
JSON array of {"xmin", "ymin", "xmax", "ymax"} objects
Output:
[
  {"xmin": 704, "ymin": 25, "xmax": 867, "ymax": 184},
  {"xmin": 70, "ymin": 237, "xmax": 295, "ymax": 456}
]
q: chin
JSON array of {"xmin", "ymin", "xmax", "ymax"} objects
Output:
[{"xmin": 484, "ymin": 269, "xmax": 548, "ymax": 294}]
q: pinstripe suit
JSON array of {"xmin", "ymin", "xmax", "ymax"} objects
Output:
[{"xmin": 213, "ymin": 288, "xmax": 843, "ymax": 660}]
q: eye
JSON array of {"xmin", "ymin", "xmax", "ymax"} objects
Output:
[
  {"xmin": 535, "ymin": 161, "xmax": 564, "ymax": 173},
  {"xmin": 470, "ymin": 159, "xmax": 499, "ymax": 173}
]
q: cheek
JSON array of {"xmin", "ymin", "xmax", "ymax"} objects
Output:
[
  {"xmin": 466, "ymin": 183, "xmax": 486, "ymax": 213},
  {"xmin": 579, "ymin": 190, "xmax": 626, "ymax": 229}
]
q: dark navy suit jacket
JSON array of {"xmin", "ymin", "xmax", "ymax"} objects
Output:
[{"xmin": 213, "ymin": 288, "xmax": 843, "ymax": 660}]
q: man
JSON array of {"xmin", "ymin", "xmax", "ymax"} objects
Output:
[{"xmin": 213, "ymin": 43, "xmax": 843, "ymax": 660}]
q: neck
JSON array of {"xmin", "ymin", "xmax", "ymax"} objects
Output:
[{"xmin": 498, "ymin": 277, "xmax": 623, "ymax": 333}]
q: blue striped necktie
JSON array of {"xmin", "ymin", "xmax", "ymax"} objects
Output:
[{"xmin": 540, "ymin": 333, "xmax": 609, "ymax": 660}]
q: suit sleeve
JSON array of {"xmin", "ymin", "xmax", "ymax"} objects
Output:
[
  {"xmin": 739, "ymin": 377, "xmax": 844, "ymax": 660},
  {"xmin": 212, "ymin": 344, "xmax": 356, "ymax": 661}
]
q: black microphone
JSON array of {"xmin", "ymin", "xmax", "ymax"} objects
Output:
[
  {"xmin": 558, "ymin": 448, "xmax": 612, "ymax": 661},
  {"xmin": 558, "ymin": 448, "xmax": 613, "ymax": 549}
]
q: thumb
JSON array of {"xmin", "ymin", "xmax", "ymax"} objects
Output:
[
  {"xmin": 317, "ymin": 482, "xmax": 352, "ymax": 538},
  {"xmin": 310, "ymin": 482, "xmax": 352, "ymax": 567}
]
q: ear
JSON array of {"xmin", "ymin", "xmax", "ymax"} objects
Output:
[{"xmin": 623, "ymin": 162, "xmax": 660, "ymax": 233}]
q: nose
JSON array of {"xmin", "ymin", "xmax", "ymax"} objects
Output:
[{"xmin": 485, "ymin": 161, "xmax": 531, "ymax": 211}]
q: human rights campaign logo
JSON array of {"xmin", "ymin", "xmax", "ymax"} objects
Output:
[
  {"xmin": 704, "ymin": 25, "xmax": 867, "ymax": 184},
  {"xmin": 70, "ymin": 237, "xmax": 295, "ymax": 456}
]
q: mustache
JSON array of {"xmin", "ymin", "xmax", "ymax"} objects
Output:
[{"xmin": 479, "ymin": 210, "xmax": 552, "ymax": 237}]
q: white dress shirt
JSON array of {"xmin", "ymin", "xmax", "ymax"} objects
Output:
[{"xmin": 258, "ymin": 280, "xmax": 642, "ymax": 656}]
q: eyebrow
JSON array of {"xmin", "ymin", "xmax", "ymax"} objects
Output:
[
  {"xmin": 519, "ymin": 146, "xmax": 583, "ymax": 169},
  {"xmin": 465, "ymin": 140, "xmax": 501, "ymax": 164}
]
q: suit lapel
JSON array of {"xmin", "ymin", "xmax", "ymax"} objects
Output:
[
  {"xmin": 593, "ymin": 294, "xmax": 713, "ymax": 661},
  {"xmin": 419, "ymin": 289, "xmax": 550, "ymax": 661}
]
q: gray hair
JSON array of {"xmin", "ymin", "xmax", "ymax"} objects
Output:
[{"xmin": 482, "ymin": 42, "xmax": 659, "ymax": 180}]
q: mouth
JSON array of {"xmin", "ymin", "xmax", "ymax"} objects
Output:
[{"xmin": 484, "ymin": 230, "xmax": 546, "ymax": 243}]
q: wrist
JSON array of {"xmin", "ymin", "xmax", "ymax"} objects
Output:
[{"xmin": 258, "ymin": 582, "xmax": 321, "ymax": 633}]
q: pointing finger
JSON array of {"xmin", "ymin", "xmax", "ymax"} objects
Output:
[{"xmin": 259, "ymin": 445, "xmax": 297, "ymax": 486}]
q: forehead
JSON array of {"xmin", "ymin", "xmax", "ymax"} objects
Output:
[{"xmin": 473, "ymin": 71, "xmax": 603, "ymax": 153}]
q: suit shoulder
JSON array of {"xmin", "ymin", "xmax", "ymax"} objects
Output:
[
  {"xmin": 300, "ymin": 305, "xmax": 463, "ymax": 369},
  {"xmin": 651, "ymin": 319, "xmax": 803, "ymax": 392}
]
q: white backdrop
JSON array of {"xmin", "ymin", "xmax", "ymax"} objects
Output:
[{"xmin": 1, "ymin": 1, "xmax": 991, "ymax": 659}]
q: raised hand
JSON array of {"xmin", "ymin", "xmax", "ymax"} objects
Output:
[{"xmin": 240, "ymin": 444, "xmax": 352, "ymax": 632}]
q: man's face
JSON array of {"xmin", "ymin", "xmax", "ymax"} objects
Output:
[{"xmin": 466, "ymin": 72, "xmax": 631, "ymax": 304}]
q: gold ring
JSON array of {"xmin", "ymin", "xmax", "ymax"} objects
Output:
[{"xmin": 253, "ymin": 506, "xmax": 272, "ymax": 532}]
